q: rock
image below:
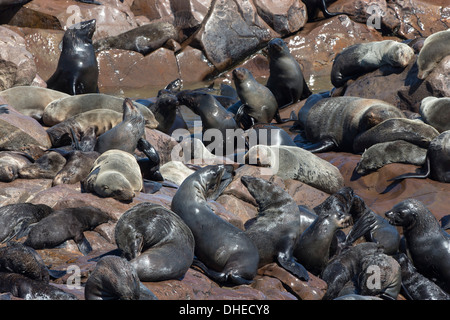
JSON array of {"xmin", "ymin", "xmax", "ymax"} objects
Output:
[
  {"xmin": 0, "ymin": 178, "xmax": 52, "ymax": 206},
  {"xmin": 193, "ymin": 0, "xmax": 277, "ymax": 73},
  {"xmin": 342, "ymin": 55, "xmax": 450, "ymax": 112},
  {"xmin": 0, "ymin": 26, "xmax": 36, "ymax": 90},
  {"xmin": 253, "ymin": 0, "xmax": 307, "ymax": 36},
  {"xmin": 175, "ymin": 46, "xmax": 217, "ymax": 83},
  {"xmin": 284, "ymin": 14, "xmax": 384, "ymax": 88}
]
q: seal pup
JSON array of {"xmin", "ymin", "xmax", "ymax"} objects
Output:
[
  {"xmin": 352, "ymin": 118, "xmax": 439, "ymax": 154},
  {"xmin": 52, "ymin": 149, "xmax": 100, "ymax": 186},
  {"xmin": 85, "ymin": 255, "xmax": 158, "ymax": 300},
  {"xmin": 82, "ymin": 149, "xmax": 143, "ymax": 202},
  {"xmin": 0, "ymin": 243, "xmax": 49, "ymax": 282},
  {"xmin": 355, "ymin": 140, "xmax": 428, "ymax": 176},
  {"xmin": 293, "ymin": 187, "xmax": 354, "ymax": 276},
  {"xmin": 394, "ymin": 253, "xmax": 450, "ymax": 300},
  {"xmin": 266, "ymin": 38, "xmax": 311, "ymax": 109},
  {"xmin": 171, "ymin": 165, "xmax": 259, "ymax": 285},
  {"xmin": 417, "ymin": 29, "xmax": 450, "ymax": 79},
  {"xmin": 0, "ymin": 203, "xmax": 53, "ymax": 244},
  {"xmin": 0, "ymin": 151, "xmax": 33, "ymax": 182},
  {"xmin": 300, "ymin": 96, "xmax": 405, "ymax": 153},
  {"xmin": 321, "ymin": 242, "xmax": 383, "ymax": 300},
  {"xmin": 94, "ymin": 98, "xmax": 145, "ymax": 154},
  {"xmin": 18, "ymin": 151, "xmax": 67, "ymax": 179},
  {"xmin": 232, "ymin": 68, "xmax": 279, "ymax": 129},
  {"xmin": 148, "ymin": 90, "xmax": 180, "ymax": 135},
  {"xmin": 331, "ymin": 40, "xmax": 415, "ymax": 88},
  {"xmin": 46, "ymin": 19, "xmax": 99, "ymax": 95},
  {"xmin": 388, "ymin": 130, "xmax": 450, "ymax": 183},
  {"xmin": 241, "ymin": 176, "xmax": 309, "ymax": 281},
  {"xmin": 24, "ymin": 206, "xmax": 110, "ymax": 255},
  {"xmin": 419, "ymin": 97, "xmax": 450, "ymax": 133},
  {"xmin": 0, "ymin": 272, "xmax": 78, "ymax": 300},
  {"xmin": 345, "ymin": 195, "xmax": 400, "ymax": 255},
  {"xmin": 385, "ymin": 199, "xmax": 450, "ymax": 292},
  {"xmin": 115, "ymin": 203, "xmax": 195, "ymax": 282}
]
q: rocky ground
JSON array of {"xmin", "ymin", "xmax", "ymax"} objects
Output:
[{"xmin": 0, "ymin": 0, "xmax": 449, "ymax": 300}]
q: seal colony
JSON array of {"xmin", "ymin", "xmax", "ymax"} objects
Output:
[{"xmin": 0, "ymin": 11, "xmax": 448, "ymax": 301}]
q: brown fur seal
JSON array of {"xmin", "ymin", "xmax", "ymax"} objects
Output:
[
  {"xmin": 293, "ymin": 187, "xmax": 354, "ymax": 276},
  {"xmin": 46, "ymin": 19, "xmax": 99, "ymax": 95},
  {"xmin": 299, "ymin": 96, "xmax": 405, "ymax": 153},
  {"xmin": 171, "ymin": 165, "xmax": 259, "ymax": 285},
  {"xmin": 115, "ymin": 202, "xmax": 194, "ymax": 282},
  {"xmin": 353, "ymin": 118, "xmax": 439, "ymax": 154},
  {"xmin": 419, "ymin": 96, "xmax": 450, "ymax": 133},
  {"xmin": 94, "ymin": 98, "xmax": 145, "ymax": 154},
  {"xmin": 24, "ymin": 206, "xmax": 110, "ymax": 255},
  {"xmin": 52, "ymin": 150, "xmax": 100, "ymax": 186},
  {"xmin": 385, "ymin": 199, "xmax": 450, "ymax": 293},
  {"xmin": 266, "ymin": 38, "xmax": 312, "ymax": 109},
  {"xmin": 0, "ymin": 203, "xmax": 53, "ymax": 244},
  {"xmin": 241, "ymin": 176, "xmax": 309, "ymax": 281},
  {"xmin": 417, "ymin": 29, "xmax": 450, "ymax": 80},
  {"xmin": 84, "ymin": 255, "xmax": 158, "ymax": 300},
  {"xmin": 18, "ymin": 151, "xmax": 67, "ymax": 179},
  {"xmin": 0, "ymin": 151, "xmax": 33, "ymax": 182},
  {"xmin": 388, "ymin": 130, "xmax": 450, "ymax": 183},
  {"xmin": 82, "ymin": 149, "xmax": 143, "ymax": 202},
  {"xmin": 355, "ymin": 140, "xmax": 428, "ymax": 176},
  {"xmin": 233, "ymin": 67, "xmax": 279, "ymax": 129},
  {"xmin": 331, "ymin": 40, "xmax": 414, "ymax": 88}
]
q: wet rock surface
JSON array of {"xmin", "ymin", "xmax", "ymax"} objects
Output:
[{"xmin": 0, "ymin": 0, "xmax": 448, "ymax": 302}]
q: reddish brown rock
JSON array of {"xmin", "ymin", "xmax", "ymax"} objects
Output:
[
  {"xmin": 0, "ymin": 178, "xmax": 52, "ymax": 206},
  {"xmin": 216, "ymin": 194, "xmax": 258, "ymax": 226},
  {"xmin": 176, "ymin": 46, "xmax": 217, "ymax": 83}
]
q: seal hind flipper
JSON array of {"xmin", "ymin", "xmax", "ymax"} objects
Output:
[
  {"xmin": 75, "ymin": 234, "xmax": 93, "ymax": 255},
  {"xmin": 319, "ymin": 0, "xmax": 350, "ymax": 18},
  {"xmin": 387, "ymin": 157, "xmax": 431, "ymax": 181},
  {"xmin": 47, "ymin": 269, "xmax": 67, "ymax": 280},
  {"xmin": 302, "ymin": 138, "xmax": 337, "ymax": 153}
]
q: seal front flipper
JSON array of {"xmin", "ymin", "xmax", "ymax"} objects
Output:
[
  {"xmin": 440, "ymin": 215, "xmax": 450, "ymax": 230},
  {"xmin": 302, "ymin": 138, "xmax": 337, "ymax": 153},
  {"xmin": 319, "ymin": 0, "xmax": 350, "ymax": 18},
  {"xmin": 344, "ymin": 213, "xmax": 377, "ymax": 247},
  {"xmin": 387, "ymin": 157, "xmax": 431, "ymax": 181},
  {"xmin": 191, "ymin": 258, "xmax": 253, "ymax": 286},
  {"xmin": 74, "ymin": 232, "xmax": 93, "ymax": 255},
  {"xmin": 276, "ymin": 252, "xmax": 309, "ymax": 281}
]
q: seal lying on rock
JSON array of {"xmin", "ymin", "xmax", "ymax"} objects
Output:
[
  {"xmin": 331, "ymin": 40, "xmax": 415, "ymax": 88},
  {"xmin": 0, "ymin": 151, "xmax": 33, "ymax": 182},
  {"xmin": 115, "ymin": 203, "xmax": 195, "ymax": 282},
  {"xmin": 171, "ymin": 165, "xmax": 259, "ymax": 285},
  {"xmin": 24, "ymin": 206, "xmax": 110, "ymax": 255},
  {"xmin": 241, "ymin": 175, "xmax": 309, "ymax": 281},
  {"xmin": 417, "ymin": 29, "xmax": 450, "ymax": 80},
  {"xmin": 419, "ymin": 96, "xmax": 450, "ymax": 133},
  {"xmin": 82, "ymin": 149, "xmax": 143, "ymax": 202},
  {"xmin": 385, "ymin": 199, "xmax": 450, "ymax": 293}
]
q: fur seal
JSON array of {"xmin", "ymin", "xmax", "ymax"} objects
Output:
[
  {"xmin": 385, "ymin": 199, "xmax": 450, "ymax": 292},
  {"xmin": 0, "ymin": 86, "xmax": 69, "ymax": 121},
  {"xmin": 46, "ymin": 109, "xmax": 122, "ymax": 148},
  {"xmin": 115, "ymin": 202, "xmax": 195, "ymax": 282},
  {"xmin": 299, "ymin": 96, "xmax": 406, "ymax": 153},
  {"xmin": 244, "ymin": 123, "xmax": 297, "ymax": 148},
  {"xmin": 241, "ymin": 176, "xmax": 309, "ymax": 281},
  {"xmin": 0, "ymin": 243, "xmax": 49, "ymax": 282},
  {"xmin": 265, "ymin": 38, "xmax": 312, "ymax": 109},
  {"xmin": 388, "ymin": 130, "xmax": 450, "ymax": 183},
  {"xmin": 244, "ymin": 145, "xmax": 344, "ymax": 194},
  {"xmin": 0, "ymin": 272, "xmax": 77, "ymax": 300},
  {"xmin": 46, "ymin": 19, "xmax": 99, "ymax": 95},
  {"xmin": 18, "ymin": 151, "xmax": 67, "ymax": 179},
  {"xmin": 42, "ymin": 93, "xmax": 158, "ymax": 128},
  {"xmin": 94, "ymin": 98, "xmax": 145, "ymax": 154},
  {"xmin": 0, "ymin": 203, "xmax": 53, "ymax": 244},
  {"xmin": 355, "ymin": 140, "xmax": 428, "ymax": 176},
  {"xmin": 353, "ymin": 118, "xmax": 439, "ymax": 154},
  {"xmin": 345, "ymin": 195, "xmax": 401, "ymax": 255},
  {"xmin": 82, "ymin": 149, "xmax": 143, "ymax": 202},
  {"xmin": 232, "ymin": 68, "xmax": 279, "ymax": 129},
  {"xmin": 394, "ymin": 253, "xmax": 450, "ymax": 300},
  {"xmin": 84, "ymin": 255, "xmax": 158, "ymax": 300},
  {"xmin": 52, "ymin": 150, "xmax": 100, "ymax": 186},
  {"xmin": 147, "ymin": 90, "xmax": 180, "ymax": 134},
  {"xmin": 293, "ymin": 187, "xmax": 354, "ymax": 276},
  {"xmin": 93, "ymin": 21, "xmax": 177, "ymax": 55},
  {"xmin": 417, "ymin": 29, "xmax": 450, "ymax": 80},
  {"xmin": 331, "ymin": 40, "xmax": 415, "ymax": 88},
  {"xmin": 303, "ymin": 0, "xmax": 347, "ymax": 21},
  {"xmin": 24, "ymin": 206, "xmax": 110, "ymax": 255},
  {"xmin": 321, "ymin": 242, "xmax": 383, "ymax": 300},
  {"xmin": 0, "ymin": 151, "xmax": 33, "ymax": 182},
  {"xmin": 419, "ymin": 96, "xmax": 450, "ymax": 133},
  {"xmin": 171, "ymin": 165, "xmax": 259, "ymax": 285}
]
